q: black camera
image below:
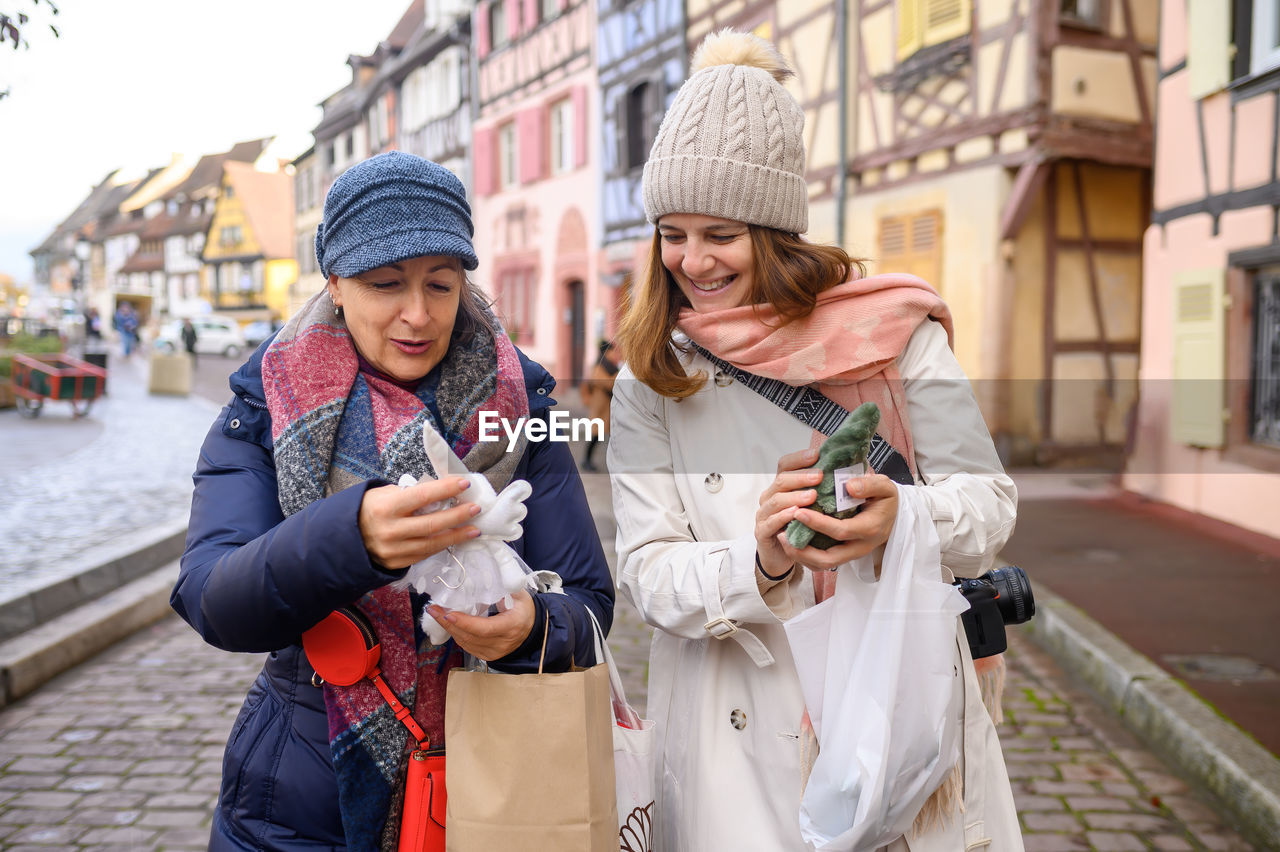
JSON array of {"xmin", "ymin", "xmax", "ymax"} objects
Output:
[{"xmin": 952, "ymin": 565, "xmax": 1035, "ymax": 659}]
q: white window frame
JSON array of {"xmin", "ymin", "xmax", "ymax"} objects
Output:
[
  {"xmin": 490, "ymin": 1, "xmax": 509, "ymax": 50},
  {"xmin": 1252, "ymin": 0, "xmax": 1280, "ymax": 75},
  {"xmin": 498, "ymin": 122, "xmax": 518, "ymax": 189},
  {"xmin": 549, "ymin": 98, "xmax": 574, "ymax": 175}
]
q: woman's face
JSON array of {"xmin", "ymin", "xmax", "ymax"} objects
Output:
[
  {"xmin": 658, "ymin": 213, "xmax": 755, "ymax": 312},
  {"xmin": 328, "ymin": 255, "xmax": 462, "ymax": 383}
]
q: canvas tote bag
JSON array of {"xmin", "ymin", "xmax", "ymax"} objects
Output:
[{"xmin": 443, "ymin": 618, "xmax": 618, "ymax": 851}]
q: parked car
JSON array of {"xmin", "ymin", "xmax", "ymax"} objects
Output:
[
  {"xmin": 242, "ymin": 319, "xmax": 282, "ymax": 348},
  {"xmin": 154, "ymin": 315, "xmax": 247, "ymax": 358}
]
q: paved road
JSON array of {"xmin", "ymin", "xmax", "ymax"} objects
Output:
[{"xmin": 0, "ymin": 356, "xmax": 219, "ymax": 601}]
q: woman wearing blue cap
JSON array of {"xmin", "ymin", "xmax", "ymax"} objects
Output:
[{"xmin": 172, "ymin": 152, "xmax": 614, "ymax": 850}]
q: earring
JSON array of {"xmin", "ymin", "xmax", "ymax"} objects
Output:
[{"xmin": 328, "ymin": 292, "xmax": 341, "ymax": 316}]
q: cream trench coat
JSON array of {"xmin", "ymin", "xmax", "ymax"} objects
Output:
[{"xmin": 608, "ymin": 321, "xmax": 1024, "ymax": 852}]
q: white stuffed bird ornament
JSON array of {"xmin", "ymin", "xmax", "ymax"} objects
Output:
[{"xmin": 395, "ymin": 422, "xmax": 537, "ymax": 645}]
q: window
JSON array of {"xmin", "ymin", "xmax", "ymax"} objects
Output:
[
  {"xmin": 499, "ymin": 122, "xmax": 518, "ymax": 189},
  {"xmin": 896, "ymin": 0, "xmax": 972, "ymax": 62},
  {"xmin": 877, "ymin": 210, "xmax": 942, "ymax": 285},
  {"xmin": 219, "ymin": 226, "xmax": 243, "ymax": 248},
  {"xmin": 550, "ymin": 99, "xmax": 574, "ymax": 175},
  {"xmin": 223, "ymin": 184, "xmax": 235, "ymax": 200},
  {"xmin": 625, "ymin": 81, "xmax": 656, "ymax": 170},
  {"xmin": 490, "ymin": 1, "xmax": 508, "ymax": 50},
  {"xmin": 1251, "ymin": 0, "xmax": 1280, "ymax": 75},
  {"xmin": 498, "ymin": 268, "xmax": 538, "ymax": 342},
  {"xmin": 1060, "ymin": 0, "xmax": 1104, "ymax": 28},
  {"xmin": 539, "ymin": 0, "xmax": 559, "ymax": 24},
  {"xmin": 1252, "ymin": 269, "xmax": 1280, "ymax": 447}
]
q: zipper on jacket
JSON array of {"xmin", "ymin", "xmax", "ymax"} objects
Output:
[{"xmin": 237, "ymin": 392, "xmax": 268, "ymax": 410}]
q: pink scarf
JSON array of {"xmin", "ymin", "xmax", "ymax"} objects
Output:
[
  {"xmin": 676, "ymin": 273, "xmax": 952, "ymax": 474},
  {"xmin": 679, "ymin": 272, "xmax": 951, "ymax": 604}
]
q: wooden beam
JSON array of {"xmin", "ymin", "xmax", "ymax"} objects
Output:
[
  {"xmin": 1118, "ymin": 0, "xmax": 1154, "ymax": 126},
  {"xmin": 1043, "ymin": 165, "xmax": 1058, "ymax": 442},
  {"xmin": 1054, "ymin": 340, "xmax": 1140, "ymax": 353},
  {"xmin": 990, "ymin": 0, "xmax": 1023, "ymax": 115},
  {"xmin": 1070, "ymin": 161, "xmax": 1117, "ymax": 421},
  {"xmin": 849, "ymin": 107, "xmax": 1040, "ymax": 172},
  {"xmin": 1058, "ymin": 237, "xmax": 1144, "ymax": 253},
  {"xmin": 1000, "ymin": 156, "xmax": 1049, "ymax": 240},
  {"xmin": 1035, "ymin": 123, "xmax": 1153, "ymax": 168}
]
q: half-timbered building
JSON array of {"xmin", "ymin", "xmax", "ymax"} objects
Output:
[
  {"xmin": 472, "ymin": 0, "xmax": 601, "ymax": 386},
  {"xmin": 596, "ymin": 0, "xmax": 686, "ymax": 328},
  {"xmin": 847, "ymin": 0, "xmax": 1158, "ymax": 463},
  {"xmin": 1124, "ymin": 0, "xmax": 1280, "ymax": 537}
]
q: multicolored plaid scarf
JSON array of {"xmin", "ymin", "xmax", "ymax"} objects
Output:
[{"xmin": 262, "ymin": 289, "xmax": 529, "ymax": 850}]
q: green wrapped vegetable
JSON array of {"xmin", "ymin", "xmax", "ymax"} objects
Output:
[{"xmin": 784, "ymin": 402, "xmax": 880, "ymax": 550}]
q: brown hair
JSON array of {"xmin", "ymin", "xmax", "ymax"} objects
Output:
[
  {"xmin": 453, "ymin": 273, "xmax": 496, "ymax": 346},
  {"xmin": 617, "ymin": 226, "xmax": 865, "ymax": 398}
]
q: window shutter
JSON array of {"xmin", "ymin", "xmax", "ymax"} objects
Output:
[
  {"xmin": 521, "ymin": 0, "xmax": 537, "ymax": 28},
  {"xmin": 878, "ymin": 210, "xmax": 943, "ymax": 286},
  {"xmin": 1187, "ymin": 0, "xmax": 1231, "ymax": 99},
  {"xmin": 474, "ymin": 126, "xmax": 496, "ymax": 196},
  {"xmin": 1170, "ymin": 268, "xmax": 1227, "ymax": 447},
  {"xmin": 518, "ymin": 108, "xmax": 545, "ymax": 184},
  {"xmin": 572, "ymin": 85, "xmax": 589, "ymax": 169},
  {"xmin": 922, "ymin": 0, "xmax": 970, "ymax": 48},
  {"xmin": 506, "ymin": 0, "xmax": 521, "ymax": 41},
  {"xmin": 896, "ymin": 0, "xmax": 923, "ymax": 62},
  {"xmin": 476, "ymin": 1, "xmax": 491, "ymax": 59}
]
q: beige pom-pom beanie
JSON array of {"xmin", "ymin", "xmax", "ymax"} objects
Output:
[{"xmin": 643, "ymin": 29, "xmax": 808, "ymax": 234}]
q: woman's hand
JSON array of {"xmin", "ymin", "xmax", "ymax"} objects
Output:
[
  {"xmin": 780, "ymin": 473, "xmax": 899, "ymax": 571},
  {"xmin": 425, "ymin": 590, "xmax": 536, "ymax": 661},
  {"xmin": 358, "ymin": 478, "xmax": 481, "ymax": 570},
  {"xmin": 755, "ymin": 448, "xmax": 824, "ymax": 580}
]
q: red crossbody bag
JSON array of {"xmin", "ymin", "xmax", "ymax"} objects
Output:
[{"xmin": 302, "ymin": 607, "xmax": 445, "ymax": 852}]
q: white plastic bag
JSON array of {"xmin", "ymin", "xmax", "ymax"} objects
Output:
[
  {"xmin": 584, "ymin": 608, "xmax": 657, "ymax": 852},
  {"xmin": 784, "ymin": 485, "xmax": 969, "ymax": 851}
]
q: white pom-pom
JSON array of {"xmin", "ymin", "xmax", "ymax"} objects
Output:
[{"xmin": 691, "ymin": 28, "xmax": 793, "ymax": 83}]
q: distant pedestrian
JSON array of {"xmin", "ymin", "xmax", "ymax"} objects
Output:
[
  {"xmin": 578, "ymin": 339, "xmax": 621, "ymax": 471},
  {"xmin": 85, "ymin": 307, "xmax": 102, "ymax": 341},
  {"xmin": 180, "ymin": 318, "xmax": 198, "ymax": 362},
  {"xmin": 171, "ymin": 151, "xmax": 613, "ymax": 850},
  {"xmin": 113, "ymin": 302, "xmax": 138, "ymax": 357}
]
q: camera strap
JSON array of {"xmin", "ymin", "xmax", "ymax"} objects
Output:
[{"xmin": 689, "ymin": 343, "xmax": 914, "ymax": 486}]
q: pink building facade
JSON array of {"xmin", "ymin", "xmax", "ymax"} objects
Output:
[
  {"xmin": 1125, "ymin": 0, "xmax": 1280, "ymax": 538},
  {"xmin": 471, "ymin": 0, "xmax": 603, "ymax": 387}
]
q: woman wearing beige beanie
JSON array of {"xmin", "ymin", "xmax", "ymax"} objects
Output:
[{"xmin": 608, "ymin": 29, "xmax": 1023, "ymax": 852}]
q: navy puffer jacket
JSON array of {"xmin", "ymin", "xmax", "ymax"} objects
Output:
[{"xmin": 171, "ymin": 340, "xmax": 614, "ymax": 851}]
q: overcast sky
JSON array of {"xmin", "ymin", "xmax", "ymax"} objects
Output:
[{"xmin": 0, "ymin": 0, "xmax": 414, "ymax": 285}]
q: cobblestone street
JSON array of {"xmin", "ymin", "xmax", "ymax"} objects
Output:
[
  {"xmin": 0, "ymin": 606, "xmax": 1257, "ymax": 850},
  {"xmin": 0, "ymin": 357, "xmax": 219, "ymax": 599}
]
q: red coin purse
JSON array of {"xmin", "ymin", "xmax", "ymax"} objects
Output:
[{"xmin": 303, "ymin": 607, "xmax": 446, "ymax": 852}]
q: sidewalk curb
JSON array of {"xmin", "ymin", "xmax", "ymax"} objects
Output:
[
  {"xmin": 0, "ymin": 517, "xmax": 187, "ymax": 643},
  {"xmin": 1023, "ymin": 580, "xmax": 1280, "ymax": 850},
  {"xmin": 0, "ymin": 562, "xmax": 179, "ymax": 709}
]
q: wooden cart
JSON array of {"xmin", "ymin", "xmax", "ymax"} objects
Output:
[{"xmin": 9, "ymin": 353, "xmax": 107, "ymax": 418}]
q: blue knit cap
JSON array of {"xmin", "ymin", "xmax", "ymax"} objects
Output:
[{"xmin": 315, "ymin": 151, "xmax": 478, "ymax": 277}]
